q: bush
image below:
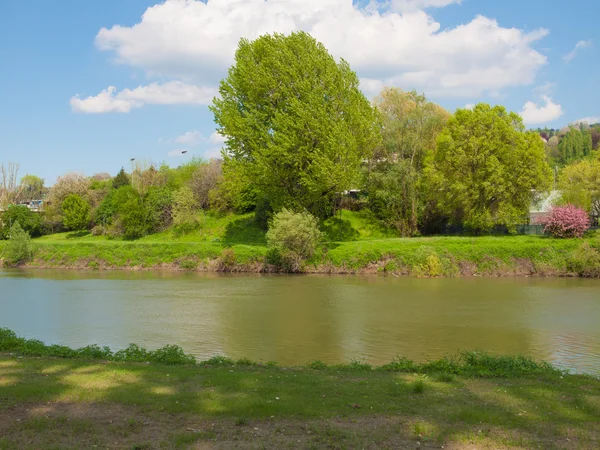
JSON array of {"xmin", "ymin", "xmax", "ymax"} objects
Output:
[
  {"xmin": 542, "ymin": 205, "xmax": 590, "ymax": 238},
  {"xmin": 266, "ymin": 209, "xmax": 322, "ymax": 271},
  {"xmin": 218, "ymin": 248, "xmax": 236, "ymax": 271},
  {"xmin": 0, "ymin": 205, "xmax": 43, "ymax": 239},
  {"xmin": 172, "ymin": 186, "xmax": 199, "ymax": 233},
  {"xmin": 61, "ymin": 194, "xmax": 91, "ymax": 231},
  {"xmin": 567, "ymin": 242, "xmax": 600, "ymax": 277},
  {"xmin": 145, "ymin": 186, "xmax": 173, "ymax": 233},
  {"xmin": 3, "ymin": 221, "xmax": 32, "ymax": 265},
  {"xmin": 91, "ymin": 225, "xmax": 105, "ymax": 236},
  {"xmin": 121, "ymin": 197, "xmax": 149, "ymax": 240}
]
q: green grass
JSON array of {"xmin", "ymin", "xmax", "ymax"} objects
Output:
[
  {"xmin": 0, "ymin": 353, "xmax": 598, "ymax": 449},
  {"xmin": 2, "ymin": 209, "xmax": 600, "ymax": 277},
  {"xmin": 1, "ymin": 328, "xmax": 566, "ymax": 378}
]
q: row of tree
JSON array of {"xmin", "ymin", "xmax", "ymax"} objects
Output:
[
  {"xmin": 2, "ymin": 31, "xmax": 599, "ymax": 240},
  {"xmin": 536, "ymin": 124, "xmax": 600, "ymax": 166}
]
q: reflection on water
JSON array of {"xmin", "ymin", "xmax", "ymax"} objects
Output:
[{"xmin": 1, "ymin": 269, "xmax": 599, "ymax": 374}]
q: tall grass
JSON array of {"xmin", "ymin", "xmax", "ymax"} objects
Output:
[{"xmin": 0, "ymin": 328, "xmax": 565, "ymax": 377}]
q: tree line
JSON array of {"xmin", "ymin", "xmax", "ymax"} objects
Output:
[{"xmin": 2, "ymin": 31, "xmax": 599, "ymax": 241}]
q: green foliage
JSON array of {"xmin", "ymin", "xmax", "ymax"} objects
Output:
[
  {"xmin": 2, "ymin": 221, "xmax": 32, "ymax": 265},
  {"xmin": 411, "ymin": 378, "xmax": 426, "ymax": 394},
  {"xmin": 559, "ymin": 158, "xmax": 600, "ymax": 221},
  {"xmin": 61, "ymin": 194, "xmax": 91, "ymax": 231},
  {"xmin": 94, "ymin": 189, "xmax": 117, "ymax": 226},
  {"xmin": 427, "ymin": 104, "xmax": 552, "ymax": 231},
  {"xmin": 368, "ymin": 89, "xmax": 449, "ymax": 235},
  {"xmin": 558, "ymin": 126, "xmax": 593, "ymax": 165},
  {"xmin": 0, "ymin": 328, "xmax": 196, "ymax": 366},
  {"xmin": 112, "ymin": 168, "xmax": 130, "ymax": 189},
  {"xmin": 20, "ymin": 174, "xmax": 44, "ymax": 200},
  {"xmin": 172, "ymin": 186, "xmax": 199, "ymax": 233},
  {"xmin": 0, "ymin": 328, "xmax": 565, "ymax": 378},
  {"xmin": 367, "ymin": 160, "xmax": 420, "ymax": 235},
  {"xmin": 266, "ymin": 209, "xmax": 322, "ymax": 270},
  {"xmin": 211, "ymin": 31, "xmax": 380, "ymax": 219},
  {"xmin": 121, "ymin": 195, "xmax": 149, "ymax": 240},
  {"xmin": 567, "ymin": 242, "xmax": 600, "ymax": 277},
  {"xmin": 189, "ymin": 159, "xmax": 222, "ymax": 209},
  {"xmin": 254, "ymin": 197, "xmax": 273, "ymax": 231},
  {"xmin": 0, "ymin": 204, "xmax": 43, "ymax": 239},
  {"xmin": 145, "ymin": 186, "xmax": 173, "ymax": 233}
]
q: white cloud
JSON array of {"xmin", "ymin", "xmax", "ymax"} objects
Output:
[
  {"xmin": 71, "ymin": 81, "xmax": 217, "ymax": 113},
  {"xmin": 563, "ymin": 40, "xmax": 592, "ymax": 62},
  {"xmin": 205, "ymin": 147, "xmax": 224, "ymax": 159},
  {"xmin": 390, "ymin": 0, "xmax": 461, "ymax": 13},
  {"xmin": 519, "ymin": 95, "xmax": 564, "ymax": 125},
  {"xmin": 572, "ymin": 116, "xmax": 600, "ymax": 125},
  {"xmin": 93, "ymin": 0, "xmax": 549, "ymax": 99},
  {"xmin": 209, "ymin": 131, "xmax": 226, "ymax": 145},
  {"xmin": 175, "ymin": 131, "xmax": 204, "ymax": 146},
  {"xmin": 464, "ymin": 103, "xmax": 475, "ymax": 110},
  {"xmin": 70, "ymin": 86, "xmax": 134, "ymax": 113},
  {"xmin": 533, "ymin": 81, "xmax": 556, "ymax": 95}
]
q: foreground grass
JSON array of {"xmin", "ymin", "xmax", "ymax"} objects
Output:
[
  {"xmin": 0, "ymin": 355, "xmax": 598, "ymax": 449},
  {"xmin": 2, "ymin": 210, "xmax": 599, "ymax": 276},
  {"xmin": 1, "ymin": 328, "xmax": 599, "ymax": 448}
]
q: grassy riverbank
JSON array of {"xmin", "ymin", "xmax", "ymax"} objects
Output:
[
  {"xmin": 1, "ymin": 210, "xmax": 599, "ymax": 276},
  {"xmin": 1, "ymin": 329, "xmax": 599, "ymax": 449}
]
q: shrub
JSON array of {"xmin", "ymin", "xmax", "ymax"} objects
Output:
[
  {"xmin": 61, "ymin": 194, "xmax": 91, "ymax": 231},
  {"xmin": 172, "ymin": 186, "xmax": 199, "ymax": 233},
  {"xmin": 3, "ymin": 221, "xmax": 32, "ymax": 265},
  {"xmin": 266, "ymin": 209, "xmax": 322, "ymax": 271},
  {"xmin": 542, "ymin": 204, "xmax": 590, "ymax": 238},
  {"xmin": 567, "ymin": 242, "xmax": 600, "ymax": 277},
  {"xmin": 0, "ymin": 205, "xmax": 43, "ymax": 239},
  {"xmin": 90, "ymin": 225, "xmax": 105, "ymax": 236},
  {"xmin": 145, "ymin": 186, "xmax": 173, "ymax": 233},
  {"xmin": 218, "ymin": 248, "xmax": 236, "ymax": 271},
  {"xmin": 120, "ymin": 197, "xmax": 149, "ymax": 240}
]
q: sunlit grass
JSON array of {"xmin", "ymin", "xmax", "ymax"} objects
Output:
[{"xmin": 0, "ymin": 354, "xmax": 598, "ymax": 448}]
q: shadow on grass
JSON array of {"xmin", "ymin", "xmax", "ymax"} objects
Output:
[
  {"xmin": 66, "ymin": 231, "xmax": 91, "ymax": 239},
  {"xmin": 321, "ymin": 218, "xmax": 360, "ymax": 242},
  {"xmin": 1, "ymin": 356, "xmax": 599, "ymax": 449},
  {"xmin": 222, "ymin": 216, "xmax": 267, "ymax": 247}
]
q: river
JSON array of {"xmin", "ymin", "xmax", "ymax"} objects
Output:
[{"xmin": 1, "ymin": 269, "xmax": 599, "ymax": 374}]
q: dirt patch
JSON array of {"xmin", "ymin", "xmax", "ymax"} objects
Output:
[{"xmin": 1, "ymin": 402, "xmax": 595, "ymax": 449}]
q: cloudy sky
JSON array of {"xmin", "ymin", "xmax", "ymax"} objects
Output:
[{"xmin": 1, "ymin": 0, "xmax": 598, "ymax": 183}]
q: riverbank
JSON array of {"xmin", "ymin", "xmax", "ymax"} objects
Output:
[
  {"xmin": 2, "ymin": 233, "xmax": 600, "ymax": 277},
  {"xmin": 1, "ymin": 329, "xmax": 599, "ymax": 449},
  {"xmin": 1, "ymin": 211, "xmax": 599, "ymax": 276}
]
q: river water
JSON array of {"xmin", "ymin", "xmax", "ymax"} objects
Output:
[{"xmin": 1, "ymin": 269, "xmax": 599, "ymax": 374}]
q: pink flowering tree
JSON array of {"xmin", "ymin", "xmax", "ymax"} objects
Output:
[{"xmin": 542, "ymin": 205, "xmax": 591, "ymax": 238}]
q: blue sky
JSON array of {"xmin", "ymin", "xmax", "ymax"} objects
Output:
[{"xmin": 0, "ymin": 0, "xmax": 598, "ymax": 184}]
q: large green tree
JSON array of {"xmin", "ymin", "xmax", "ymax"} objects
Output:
[
  {"xmin": 426, "ymin": 104, "xmax": 552, "ymax": 231},
  {"xmin": 559, "ymin": 158, "xmax": 600, "ymax": 222},
  {"xmin": 61, "ymin": 194, "xmax": 91, "ymax": 231},
  {"xmin": 367, "ymin": 88, "xmax": 449, "ymax": 235},
  {"xmin": 20, "ymin": 175, "xmax": 44, "ymax": 201},
  {"xmin": 211, "ymin": 31, "xmax": 380, "ymax": 218},
  {"xmin": 0, "ymin": 205, "xmax": 43, "ymax": 239}
]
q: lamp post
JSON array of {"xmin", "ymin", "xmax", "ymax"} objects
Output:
[{"xmin": 130, "ymin": 158, "xmax": 136, "ymax": 189}]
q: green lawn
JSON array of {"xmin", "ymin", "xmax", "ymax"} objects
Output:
[
  {"xmin": 0, "ymin": 355, "xmax": 598, "ymax": 449},
  {"xmin": 1, "ymin": 210, "xmax": 599, "ymax": 276}
]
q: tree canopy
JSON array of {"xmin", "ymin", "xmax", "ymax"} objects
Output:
[
  {"xmin": 427, "ymin": 104, "xmax": 552, "ymax": 231},
  {"xmin": 367, "ymin": 88, "xmax": 449, "ymax": 235},
  {"xmin": 211, "ymin": 31, "xmax": 380, "ymax": 218},
  {"xmin": 61, "ymin": 194, "xmax": 91, "ymax": 231},
  {"xmin": 559, "ymin": 158, "xmax": 600, "ymax": 221}
]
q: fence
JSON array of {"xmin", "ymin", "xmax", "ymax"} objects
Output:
[{"xmin": 438, "ymin": 223, "xmax": 598, "ymax": 236}]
